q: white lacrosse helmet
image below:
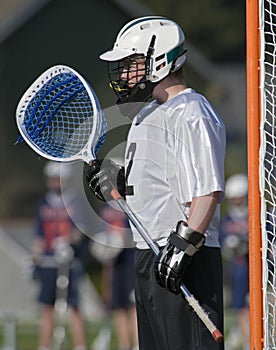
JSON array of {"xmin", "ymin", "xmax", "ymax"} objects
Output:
[
  {"xmin": 99, "ymin": 16, "xmax": 186, "ymax": 108},
  {"xmin": 44, "ymin": 161, "xmax": 72, "ymax": 180},
  {"xmin": 225, "ymin": 173, "xmax": 248, "ymax": 199},
  {"xmin": 100, "ymin": 16, "xmax": 186, "ymax": 82},
  {"xmin": 89, "ymin": 230, "xmax": 124, "ymax": 264}
]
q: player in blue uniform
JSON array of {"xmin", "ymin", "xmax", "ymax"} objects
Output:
[
  {"xmin": 220, "ymin": 174, "xmax": 249, "ymax": 350},
  {"xmin": 32, "ymin": 162, "xmax": 87, "ymax": 350},
  {"xmin": 100, "ymin": 203, "xmax": 138, "ymax": 350}
]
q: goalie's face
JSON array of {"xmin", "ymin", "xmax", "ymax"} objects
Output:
[
  {"xmin": 108, "ymin": 54, "xmax": 147, "ymax": 102},
  {"xmin": 121, "ymin": 56, "xmax": 146, "ymax": 87}
]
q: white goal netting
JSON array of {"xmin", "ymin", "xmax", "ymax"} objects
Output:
[{"xmin": 259, "ymin": 0, "xmax": 276, "ymax": 348}]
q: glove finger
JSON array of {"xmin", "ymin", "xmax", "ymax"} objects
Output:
[
  {"xmin": 97, "ymin": 171, "xmax": 114, "ymax": 193},
  {"xmin": 159, "ymin": 264, "xmax": 180, "ymax": 294},
  {"xmin": 88, "ymin": 173, "xmax": 100, "ymax": 191},
  {"xmin": 93, "ymin": 182, "xmax": 106, "ymax": 201},
  {"xmin": 168, "ymin": 275, "xmax": 181, "ymax": 294},
  {"xmin": 87, "ymin": 174, "xmax": 107, "ymax": 201},
  {"xmin": 86, "ymin": 160, "xmax": 102, "ymax": 180},
  {"xmin": 154, "ymin": 253, "xmax": 168, "ymax": 288},
  {"xmin": 98, "ymin": 173, "xmax": 112, "ymax": 187},
  {"xmin": 154, "ymin": 265, "xmax": 164, "ymax": 288},
  {"xmin": 89, "ymin": 167, "xmax": 110, "ymax": 187},
  {"xmin": 96, "ymin": 171, "xmax": 115, "ymax": 200},
  {"xmin": 160, "ymin": 274, "xmax": 168, "ymax": 289},
  {"xmin": 86, "ymin": 166, "xmax": 96, "ymax": 181},
  {"xmin": 159, "ymin": 264, "xmax": 169, "ymax": 288},
  {"xmin": 91, "ymin": 159, "xmax": 104, "ymax": 168}
]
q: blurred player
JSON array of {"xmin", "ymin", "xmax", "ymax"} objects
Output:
[
  {"xmin": 86, "ymin": 16, "xmax": 225, "ymax": 350},
  {"xmin": 220, "ymin": 173, "xmax": 249, "ymax": 350},
  {"xmin": 32, "ymin": 161, "xmax": 87, "ymax": 350},
  {"xmin": 92, "ymin": 203, "xmax": 139, "ymax": 350}
]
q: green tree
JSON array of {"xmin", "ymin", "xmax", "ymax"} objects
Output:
[{"xmin": 140, "ymin": 0, "xmax": 245, "ymax": 62}]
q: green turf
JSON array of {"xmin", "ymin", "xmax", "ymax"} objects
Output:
[
  {"xmin": 0, "ymin": 318, "xmax": 118, "ymax": 350},
  {"xmin": 0, "ymin": 308, "xmax": 242, "ymax": 350}
]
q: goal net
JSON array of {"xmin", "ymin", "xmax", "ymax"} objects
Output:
[
  {"xmin": 247, "ymin": 0, "xmax": 276, "ymax": 349},
  {"xmin": 260, "ymin": 0, "xmax": 276, "ymax": 348}
]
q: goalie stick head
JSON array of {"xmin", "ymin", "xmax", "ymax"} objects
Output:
[{"xmin": 15, "ymin": 65, "xmax": 107, "ymax": 164}]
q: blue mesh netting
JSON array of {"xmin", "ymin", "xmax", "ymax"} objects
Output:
[{"xmin": 22, "ymin": 72, "xmax": 106, "ymax": 159}]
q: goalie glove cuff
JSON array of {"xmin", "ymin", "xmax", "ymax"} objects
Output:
[{"xmin": 169, "ymin": 221, "xmax": 205, "ymax": 256}]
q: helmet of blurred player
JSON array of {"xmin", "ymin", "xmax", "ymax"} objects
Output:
[
  {"xmin": 100, "ymin": 16, "xmax": 186, "ymax": 105},
  {"xmin": 43, "ymin": 161, "xmax": 72, "ymax": 180},
  {"xmin": 225, "ymin": 173, "xmax": 248, "ymax": 199},
  {"xmin": 89, "ymin": 230, "xmax": 124, "ymax": 264}
]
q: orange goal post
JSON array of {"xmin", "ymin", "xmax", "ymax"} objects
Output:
[{"xmin": 247, "ymin": 0, "xmax": 276, "ymax": 349}]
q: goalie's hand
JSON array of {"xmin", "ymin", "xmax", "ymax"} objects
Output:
[
  {"xmin": 86, "ymin": 159, "xmax": 126, "ymax": 201},
  {"xmin": 154, "ymin": 221, "xmax": 205, "ymax": 294}
]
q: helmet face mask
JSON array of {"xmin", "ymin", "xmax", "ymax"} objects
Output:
[
  {"xmin": 108, "ymin": 54, "xmax": 148, "ymax": 102},
  {"xmin": 100, "ymin": 16, "xmax": 186, "ymax": 107},
  {"xmin": 108, "ymin": 57, "xmax": 156, "ymax": 119}
]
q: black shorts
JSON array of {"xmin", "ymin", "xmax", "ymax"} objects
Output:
[
  {"xmin": 37, "ymin": 261, "xmax": 83, "ymax": 309},
  {"xmin": 110, "ymin": 256, "xmax": 135, "ymax": 310},
  {"xmin": 134, "ymin": 246, "xmax": 224, "ymax": 350}
]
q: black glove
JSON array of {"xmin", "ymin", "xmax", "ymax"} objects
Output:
[
  {"xmin": 86, "ymin": 159, "xmax": 126, "ymax": 201},
  {"xmin": 154, "ymin": 221, "xmax": 205, "ymax": 294}
]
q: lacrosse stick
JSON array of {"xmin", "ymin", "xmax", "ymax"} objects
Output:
[
  {"xmin": 110, "ymin": 190, "xmax": 224, "ymax": 343},
  {"xmin": 52, "ymin": 238, "xmax": 75, "ymax": 350},
  {"xmin": 16, "ymin": 65, "xmax": 107, "ymax": 162},
  {"xmin": 15, "ymin": 65, "xmax": 223, "ymax": 343}
]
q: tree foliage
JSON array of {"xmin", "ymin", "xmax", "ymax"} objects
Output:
[{"xmin": 140, "ymin": 0, "xmax": 245, "ymax": 62}]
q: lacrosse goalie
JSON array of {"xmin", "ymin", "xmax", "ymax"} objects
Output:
[{"xmin": 86, "ymin": 16, "xmax": 226, "ymax": 350}]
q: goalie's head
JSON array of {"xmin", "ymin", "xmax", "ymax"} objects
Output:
[{"xmin": 99, "ymin": 16, "xmax": 186, "ymax": 105}]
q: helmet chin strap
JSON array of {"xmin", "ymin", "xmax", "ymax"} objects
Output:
[{"xmin": 116, "ymin": 78, "xmax": 157, "ymax": 120}]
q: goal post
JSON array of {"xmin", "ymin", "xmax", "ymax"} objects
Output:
[
  {"xmin": 247, "ymin": 0, "xmax": 276, "ymax": 349},
  {"xmin": 246, "ymin": 1, "xmax": 262, "ymax": 349}
]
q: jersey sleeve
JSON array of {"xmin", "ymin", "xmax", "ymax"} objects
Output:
[{"xmin": 176, "ymin": 113, "xmax": 226, "ymax": 203}]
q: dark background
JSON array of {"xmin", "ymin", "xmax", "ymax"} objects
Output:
[{"xmin": 0, "ymin": 0, "xmax": 247, "ymax": 219}]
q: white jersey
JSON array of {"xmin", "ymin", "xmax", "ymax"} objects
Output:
[{"xmin": 125, "ymin": 88, "xmax": 226, "ymax": 249}]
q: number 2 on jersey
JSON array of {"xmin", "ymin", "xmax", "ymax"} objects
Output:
[{"xmin": 125, "ymin": 142, "xmax": 136, "ymax": 195}]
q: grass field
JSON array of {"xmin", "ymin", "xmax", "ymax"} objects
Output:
[
  {"xmin": 0, "ymin": 308, "xmax": 241, "ymax": 350},
  {"xmin": 0, "ymin": 318, "xmax": 118, "ymax": 350}
]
